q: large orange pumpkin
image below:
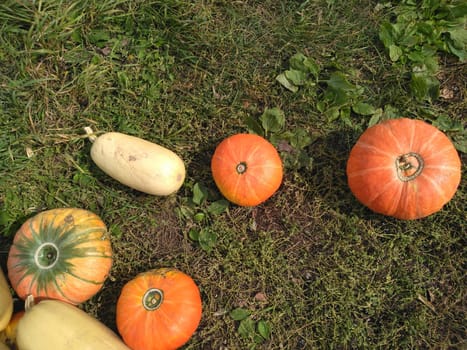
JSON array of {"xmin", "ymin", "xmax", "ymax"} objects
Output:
[
  {"xmin": 346, "ymin": 118, "xmax": 461, "ymax": 219},
  {"xmin": 211, "ymin": 133, "xmax": 283, "ymax": 206},
  {"xmin": 7, "ymin": 208, "xmax": 113, "ymax": 304},
  {"xmin": 116, "ymin": 268, "xmax": 202, "ymax": 350}
]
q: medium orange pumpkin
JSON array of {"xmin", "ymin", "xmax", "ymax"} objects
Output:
[
  {"xmin": 116, "ymin": 268, "xmax": 202, "ymax": 350},
  {"xmin": 346, "ymin": 118, "xmax": 461, "ymax": 219},
  {"xmin": 7, "ymin": 208, "xmax": 113, "ymax": 304},
  {"xmin": 211, "ymin": 133, "xmax": 283, "ymax": 206}
]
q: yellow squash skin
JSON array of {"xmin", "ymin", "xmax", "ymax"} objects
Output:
[
  {"xmin": 90, "ymin": 132, "xmax": 186, "ymax": 196},
  {"xmin": 16, "ymin": 299, "xmax": 130, "ymax": 350},
  {"xmin": 0, "ymin": 269, "xmax": 13, "ymax": 332}
]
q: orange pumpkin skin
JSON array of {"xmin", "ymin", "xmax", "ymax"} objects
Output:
[
  {"xmin": 7, "ymin": 208, "xmax": 113, "ymax": 304},
  {"xmin": 116, "ymin": 268, "xmax": 202, "ymax": 350},
  {"xmin": 346, "ymin": 118, "xmax": 461, "ymax": 219},
  {"xmin": 211, "ymin": 133, "xmax": 283, "ymax": 206}
]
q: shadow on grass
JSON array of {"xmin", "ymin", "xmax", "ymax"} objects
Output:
[{"xmin": 303, "ymin": 127, "xmax": 374, "ymax": 218}]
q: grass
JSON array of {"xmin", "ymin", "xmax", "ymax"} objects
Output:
[{"xmin": 0, "ymin": 0, "xmax": 465, "ymax": 349}]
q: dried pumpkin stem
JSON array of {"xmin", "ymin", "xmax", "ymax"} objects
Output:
[
  {"xmin": 83, "ymin": 126, "xmax": 98, "ymax": 143},
  {"xmin": 142, "ymin": 288, "xmax": 164, "ymax": 311},
  {"xmin": 25, "ymin": 294, "xmax": 35, "ymax": 312},
  {"xmin": 34, "ymin": 242, "xmax": 59, "ymax": 269},
  {"xmin": 396, "ymin": 152, "xmax": 424, "ymax": 182},
  {"xmin": 236, "ymin": 162, "xmax": 247, "ymax": 174}
]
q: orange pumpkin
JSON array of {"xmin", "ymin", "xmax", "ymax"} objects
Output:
[
  {"xmin": 346, "ymin": 118, "xmax": 461, "ymax": 219},
  {"xmin": 7, "ymin": 208, "xmax": 113, "ymax": 304},
  {"xmin": 116, "ymin": 268, "xmax": 202, "ymax": 350},
  {"xmin": 211, "ymin": 133, "xmax": 283, "ymax": 206}
]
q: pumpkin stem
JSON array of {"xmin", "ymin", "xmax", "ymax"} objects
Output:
[
  {"xmin": 83, "ymin": 126, "xmax": 98, "ymax": 143},
  {"xmin": 236, "ymin": 162, "xmax": 247, "ymax": 174},
  {"xmin": 142, "ymin": 288, "xmax": 164, "ymax": 311},
  {"xmin": 34, "ymin": 242, "xmax": 60, "ymax": 269},
  {"xmin": 396, "ymin": 152, "xmax": 424, "ymax": 182},
  {"xmin": 25, "ymin": 295, "xmax": 35, "ymax": 312}
]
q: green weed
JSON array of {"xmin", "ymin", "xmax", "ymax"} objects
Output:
[{"xmin": 378, "ymin": 0, "xmax": 467, "ymax": 101}]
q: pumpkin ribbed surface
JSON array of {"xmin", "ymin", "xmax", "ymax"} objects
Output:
[
  {"xmin": 346, "ymin": 118, "xmax": 461, "ymax": 219},
  {"xmin": 7, "ymin": 208, "xmax": 113, "ymax": 304},
  {"xmin": 211, "ymin": 133, "xmax": 283, "ymax": 206},
  {"xmin": 116, "ymin": 268, "xmax": 202, "ymax": 350}
]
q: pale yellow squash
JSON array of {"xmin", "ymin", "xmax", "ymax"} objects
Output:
[
  {"xmin": 16, "ymin": 298, "xmax": 130, "ymax": 350},
  {"xmin": 86, "ymin": 129, "xmax": 186, "ymax": 196},
  {"xmin": 0, "ymin": 268, "xmax": 13, "ymax": 332},
  {"xmin": 1, "ymin": 310, "xmax": 23, "ymax": 346}
]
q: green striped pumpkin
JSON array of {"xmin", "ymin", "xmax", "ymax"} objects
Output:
[{"xmin": 7, "ymin": 208, "xmax": 113, "ymax": 305}]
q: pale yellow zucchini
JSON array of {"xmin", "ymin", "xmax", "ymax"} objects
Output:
[
  {"xmin": 16, "ymin": 297, "xmax": 130, "ymax": 350},
  {"xmin": 86, "ymin": 129, "xmax": 186, "ymax": 196},
  {"xmin": 0, "ymin": 268, "xmax": 13, "ymax": 332}
]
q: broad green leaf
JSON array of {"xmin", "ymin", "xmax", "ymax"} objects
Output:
[
  {"xmin": 352, "ymin": 102, "xmax": 377, "ymax": 116},
  {"xmin": 391, "ymin": 22, "xmax": 406, "ymax": 40},
  {"xmin": 193, "ymin": 212, "xmax": 205, "ymax": 223},
  {"xmin": 288, "ymin": 128, "xmax": 313, "ymax": 149},
  {"xmin": 316, "ymin": 100, "xmax": 326, "ymax": 113},
  {"xmin": 447, "ymin": 27, "xmax": 467, "ymax": 61},
  {"xmin": 416, "ymin": 21, "xmax": 435, "ymax": 38},
  {"xmin": 230, "ymin": 308, "xmax": 251, "ymax": 321},
  {"xmin": 368, "ymin": 108, "xmax": 383, "ymax": 127},
  {"xmin": 411, "ymin": 72, "xmax": 440, "ymax": 101},
  {"xmin": 188, "ymin": 228, "xmax": 199, "ymax": 241},
  {"xmin": 192, "ymin": 182, "xmax": 209, "ymax": 205},
  {"xmin": 325, "ymin": 106, "xmax": 340, "ymax": 121},
  {"xmin": 207, "ymin": 200, "xmax": 229, "ymax": 215},
  {"xmin": 0, "ymin": 210, "xmax": 11, "ymax": 226},
  {"xmin": 179, "ymin": 205, "xmax": 196, "ymax": 219},
  {"xmin": 452, "ymin": 133, "xmax": 466, "ymax": 153},
  {"xmin": 423, "ymin": 55, "xmax": 439, "ymax": 74},
  {"xmin": 289, "ymin": 52, "xmax": 308, "ymax": 71},
  {"xmin": 389, "ymin": 44, "xmax": 403, "ymax": 61},
  {"xmin": 326, "ymin": 72, "xmax": 356, "ymax": 92},
  {"xmin": 285, "ymin": 69, "xmax": 307, "ymax": 86},
  {"xmin": 324, "ymin": 87, "xmax": 349, "ymax": 107},
  {"xmin": 260, "ymin": 107, "xmax": 285, "ymax": 133},
  {"xmin": 382, "ymin": 104, "xmax": 400, "ymax": 119},
  {"xmin": 399, "ymin": 29, "xmax": 420, "ymax": 48},
  {"xmin": 244, "ymin": 115, "xmax": 265, "ymax": 136},
  {"xmin": 379, "ymin": 22, "xmax": 395, "ymax": 47},
  {"xmin": 447, "ymin": 27, "xmax": 467, "ymax": 47},
  {"xmin": 238, "ymin": 318, "xmax": 256, "ymax": 339},
  {"xmin": 432, "ymin": 115, "xmax": 463, "ymax": 132},
  {"xmin": 198, "ymin": 228, "xmax": 217, "ymax": 252},
  {"xmin": 290, "ymin": 52, "xmax": 320, "ymax": 77},
  {"xmin": 445, "ymin": 3, "xmax": 467, "ymax": 20},
  {"xmin": 276, "ymin": 73, "xmax": 299, "ymax": 92},
  {"xmin": 446, "ymin": 39, "xmax": 466, "ymax": 61},
  {"xmin": 340, "ymin": 107, "xmax": 353, "ymax": 127},
  {"xmin": 303, "ymin": 57, "xmax": 320, "ymax": 78},
  {"xmin": 257, "ymin": 320, "xmax": 271, "ymax": 340},
  {"xmin": 407, "ymin": 50, "xmax": 426, "ymax": 63}
]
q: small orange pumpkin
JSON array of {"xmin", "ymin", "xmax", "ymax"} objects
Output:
[
  {"xmin": 211, "ymin": 133, "xmax": 283, "ymax": 206},
  {"xmin": 346, "ymin": 118, "xmax": 461, "ymax": 219},
  {"xmin": 116, "ymin": 268, "xmax": 202, "ymax": 350},
  {"xmin": 7, "ymin": 208, "xmax": 113, "ymax": 304}
]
